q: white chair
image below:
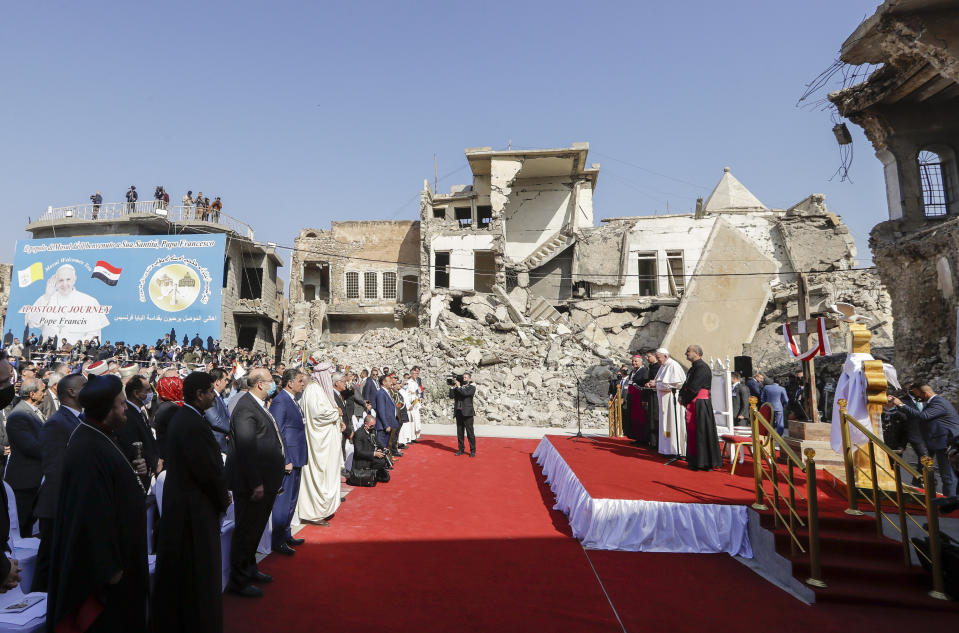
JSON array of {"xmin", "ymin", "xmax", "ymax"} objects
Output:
[{"xmin": 3, "ymin": 482, "xmax": 38, "ymax": 594}]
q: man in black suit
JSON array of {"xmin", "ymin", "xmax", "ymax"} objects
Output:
[
  {"xmin": 118, "ymin": 375, "xmax": 160, "ymax": 490},
  {"xmin": 5, "ymin": 377, "xmax": 46, "ymax": 537},
  {"xmin": 0, "ymin": 362, "xmax": 21, "ymax": 594},
  {"xmin": 154, "ymin": 372, "xmax": 231, "ymax": 632},
  {"xmin": 730, "ymin": 372, "xmax": 751, "ymax": 427},
  {"xmin": 890, "ymin": 384, "xmax": 959, "ymax": 497},
  {"xmin": 450, "ymin": 373, "xmax": 476, "ymax": 457},
  {"xmin": 226, "ymin": 368, "xmax": 286, "ymax": 597},
  {"xmin": 352, "ymin": 414, "xmax": 390, "ymax": 481},
  {"xmin": 32, "ymin": 373, "xmax": 85, "ymax": 592}
]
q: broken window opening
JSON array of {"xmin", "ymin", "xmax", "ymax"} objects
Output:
[
  {"xmin": 666, "ymin": 250, "xmax": 685, "ymax": 295},
  {"xmin": 474, "ymin": 250, "xmax": 495, "ymax": 293},
  {"xmin": 919, "ymin": 150, "xmax": 950, "ymax": 218},
  {"xmin": 450, "ymin": 295, "xmax": 467, "ymax": 317},
  {"xmin": 240, "ymin": 267, "xmax": 263, "ymax": 300},
  {"xmin": 345, "ymin": 271, "xmax": 359, "ymax": 299},
  {"xmin": 454, "ymin": 206, "xmax": 472, "ymax": 228},
  {"xmin": 304, "ymin": 261, "xmax": 330, "ymax": 300},
  {"xmin": 364, "ymin": 271, "xmax": 378, "ymax": 299},
  {"xmin": 637, "ymin": 252, "xmax": 658, "ymax": 296},
  {"xmin": 432, "ymin": 206, "xmax": 447, "ymax": 220},
  {"xmin": 401, "ymin": 275, "xmax": 418, "ymax": 302},
  {"xmin": 477, "ymin": 205, "xmax": 493, "ymax": 229},
  {"xmin": 303, "ymin": 284, "xmax": 316, "ymax": 301},
  {"xmin": 383, "ymin": 272, "xmax": 397, "ymax": 299},
  {"xmin": 505, "ymin": 268, "xmax": 518, "ymax": 293},
  {"xmin": 222, "ymin": 256, "xmax": 231, "ymax": 289},
  {"xmin": 572, "ymin": 280, "xmax": 591, "ymax": 299},
  {"xmin": 434, "ymin": 252, "xmax": 450, "ymax": 289}
]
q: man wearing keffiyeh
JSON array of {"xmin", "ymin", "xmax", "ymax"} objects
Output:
[{"xmin": 294, "ymin": 358, "xmax": 344, "ymax": 526}]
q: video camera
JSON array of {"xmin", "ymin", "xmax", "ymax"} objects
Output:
[{"xmin": 446, "ymin": 374, "xmax": 465, "ymax": 386}]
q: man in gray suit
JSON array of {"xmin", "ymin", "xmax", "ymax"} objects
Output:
[{"xmin": 5, "ymin": 378, "xmax": 47, "ymax": 537}]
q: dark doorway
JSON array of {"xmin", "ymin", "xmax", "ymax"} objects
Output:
[{"xmin": 474, "ymin": 250, "xmax": 495, "ymax": 293}]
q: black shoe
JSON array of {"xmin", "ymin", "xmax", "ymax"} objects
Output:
[
  {"xmin": 253, "ymin": 571, "xmax": 273, "ymax": 584},
  {"xmin": 398, "ymin": 443, "xmax": 408, "ymax": 449},
  {"xmin": 393, "ymin": 450, "xmax": 404, "ymax": 456},
  {"xmin": 469, "ymin": 452, "xmax": 476, "ymax": 458},
  {"xmin": 227, "ymin": 583, "xmax": 263, "ymax": 598},
  {"xmin": 287, "ymin": 537, "xmax": 305, "ymax": 546},
  {"xmin": 272, "ymin": 544, "xmax": 295, "ymax": 556},
  {"xmin": 454, "ymin": 450, "xmax": 465, "ymax": 456}
]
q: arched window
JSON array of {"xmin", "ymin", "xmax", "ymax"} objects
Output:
[{"xmin": 919, "ymin": 150, "xmax": 950, "ymax": 217}]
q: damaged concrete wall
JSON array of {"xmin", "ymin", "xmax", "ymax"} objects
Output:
[
  {"xmin": 503, "ymin": 177, "xmax": 574, "ymax": 262},
  {"xmin": 661, "ymin": 218, "xmax": 777, "ymax": 361},
  {"xmin": 428, "ymin": 234, "xmax": 496, "ymax": 291}
]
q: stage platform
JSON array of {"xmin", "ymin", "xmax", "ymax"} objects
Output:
[{"xmin": 534, "ymin": 435, "xmax": 756, "ymax": 556}]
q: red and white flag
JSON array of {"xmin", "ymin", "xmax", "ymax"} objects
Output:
[{"xmin": 91, "ymin": 260, "xmax": 122, "ymax": 286}]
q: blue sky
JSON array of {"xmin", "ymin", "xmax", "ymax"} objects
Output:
[{"xmin": 0, "ymin": 1, "xmax": 885, "ymax": 278}]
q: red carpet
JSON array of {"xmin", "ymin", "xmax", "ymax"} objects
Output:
[
  {"xmin": 224, "ymin": 436, "xmax": 623, "ymax": 632},
  {"xmin": 223, "ymin": 435, "xmax": 956, "ymax": 633}
]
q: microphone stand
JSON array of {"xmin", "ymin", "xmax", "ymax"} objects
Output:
[
  {"xmin": 664, "ymin": 388, "xmax": 685, "ymax": 466},
  {"xmin": 570, "ymin": 379, "xmax": 596, "ymax": 443}
]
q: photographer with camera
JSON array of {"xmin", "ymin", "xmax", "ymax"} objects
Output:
[
  {"xmin": 348, "ymin": 414, "xmax": 391, "ymax": 486},
  {"xmin": 449, "ymin": 373, "xmax": 476, "ymax": 457},
  {"xmin": 89, "ymin": 191, "xmax": 102, "ymax": 219}
]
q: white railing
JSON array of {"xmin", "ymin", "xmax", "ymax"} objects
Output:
[{"xmin": 33, "ymin": 201, "xmax": 255, "ymax": 239}]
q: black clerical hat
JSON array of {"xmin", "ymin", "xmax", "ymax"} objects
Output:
[{"xmin": 79, "ymin": 374, "xmax": 123, "ymax": 421}]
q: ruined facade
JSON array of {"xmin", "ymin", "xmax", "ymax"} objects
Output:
[
  {"xmin": 285, "ymin": 221, "xmax": 420, "ymax": 348},
  {"xmin": 828, "ymin": 0, "xmax": 959, "ymax": 389},
  {"xmin": 21, "ymin": 207, "xmax": 284, "ymax": 355}
]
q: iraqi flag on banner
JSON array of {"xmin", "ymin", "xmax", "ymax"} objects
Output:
[{"xmin": 91, "ymin": 260, "xmax": 122, "ymax": 286}]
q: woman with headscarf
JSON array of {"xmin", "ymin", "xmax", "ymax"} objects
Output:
[
  {"xmin": 152, "ymin": 376, "xmax": 183, "ymax": 462},
  {"xmin": 296, "ymin": 360, "xmax": 344, "ymax": 525}
]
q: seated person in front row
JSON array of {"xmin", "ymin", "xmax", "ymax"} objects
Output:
[{"xmin": 351, "ymin": 415, "xmax": 390, "ymax": 483}]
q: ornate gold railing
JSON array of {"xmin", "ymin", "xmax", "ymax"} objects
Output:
[
  {"xmin": 836, "ymin": 399, "xmax": 949, "ymax": 600},
  {"xmin": 608, "ymin": 385, "xmax": 624, "ymax": 437},
  {"xmin": 749, "ymin": 397, "xmax": 824, "ymax": 587}
]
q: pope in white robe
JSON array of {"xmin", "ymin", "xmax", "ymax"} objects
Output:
[
  {"xmin": 654, "ymin": 348, "xmax": 687, "ymax": 457},
  {"xmin": 296, "ymin": 368, "xmax": 344, "ymax": 523}
]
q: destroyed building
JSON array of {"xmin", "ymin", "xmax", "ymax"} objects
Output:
[
  {"xmin": 297, "ymin": 143, "xmax": 892, "ymax": 429},
  {"xmin": 285, "ymin": 221, "xmax": 420, "ymax": 347},
  {"xmin": 828, "ymin": 0, "xmax": 959, "ymax": 395},
  {"xmin": 19, "ymin": 203, "xmax": 284, "ymax": 354}
]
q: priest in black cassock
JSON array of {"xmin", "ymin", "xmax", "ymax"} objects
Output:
[
  {"xmin": 624, "ymin": 355, "xmax": 648, "ymax": 443},
  {"xmin": 678, "ymin": 345, "xmax": 722, "ymax": 471},
  {"xmin": 153, "ymin": 372, "xmax": 231, "ymax": 633},
  {"xmin": 47, "ymin": 374, "xmax": 149, "ymax": 633}
]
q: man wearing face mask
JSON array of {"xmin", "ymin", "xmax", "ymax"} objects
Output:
[
  {"xmin": 117, "ymin": 375, "xmax": 159, "ymax": 490},
  {"xmin": 226, "ymin": 368, "xmax": 286, "ymax": 598}
]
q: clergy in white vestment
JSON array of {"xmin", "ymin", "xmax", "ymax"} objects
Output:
[
  {"xmin": 296, "ymin": 361, "xmax": 344, "ymax": 524},
  {"xmin": 398, "ymin": 379, "xmax": 417, "ymax": 445},
  {"xmin": 653, "ymin": 348, "xmax": 687, "ymax": 457},
  {"xmin": 408, "ymin": 367, "xmax": 424, "ymax": 441}
]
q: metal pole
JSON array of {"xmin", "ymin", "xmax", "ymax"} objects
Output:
[
  {"xmin": 894, "ymin": 460, "xmax": 911, "ymax": 568},
  {"xmin": 749, "ymin": 397, "xmax": 767, "ymax": 510},
  {"xmin": 797, "ymin": 273, "xmax": 820, "ymax": 423},
  {"xmin": 837, "ymin": 400, "xmax": 862, "ymax": 515},
  {"xmin": 921, "ymin": 456, "xmax": 949, "ymax": 600},
  {"xmin": 804, "ymin": 449, "xmax": 826, "ymax": 587},
  {"xmin": 868, "ymin": 441, "xmax": 883, "ymax": 536}
]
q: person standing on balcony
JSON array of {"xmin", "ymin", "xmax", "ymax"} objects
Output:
[
  {"xmin": 125, "ymin": 185, "xmax": 137, "ymax": 214},
  {"xmin": 211, "ymin": 197, "xmax": 222, "ymax": 222},
  {"xmin": 182, "ymin": 190, "xmax": 194, "ymax": 219},
  {"xmin": 90, "ymin": 191, "xmax": 102, "ymax": 219},
  {"xmin": 195, "ymin": 191, "xmax": 205, "ymax": 220}
]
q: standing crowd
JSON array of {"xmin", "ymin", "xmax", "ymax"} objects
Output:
[{"xmin": 0, "ymin": 343, "xmax": 431, "ymax": 632}]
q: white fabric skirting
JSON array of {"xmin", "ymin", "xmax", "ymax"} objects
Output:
[{"xmin": 533, "ymin": 437, "xmax": 752, "ymax": 557}]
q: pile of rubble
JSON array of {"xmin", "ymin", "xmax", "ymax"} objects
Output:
[{"xmin": 309, "ymin": 298, "xmax": 618, "ymax": 429}]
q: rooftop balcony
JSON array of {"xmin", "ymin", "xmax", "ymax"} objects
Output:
[{"xmin": 27, "ymin": 201, "xmax": 255, "ymax": 240}]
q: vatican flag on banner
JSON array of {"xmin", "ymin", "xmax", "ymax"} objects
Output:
[{"xmin": 17, "ymin": 262, "xmax": 43, "ymax": 288}]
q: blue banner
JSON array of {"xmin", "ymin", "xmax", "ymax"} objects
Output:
[{"xmin": 6, "ymin": 235, "xmax": 225, "ymax": 346}]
